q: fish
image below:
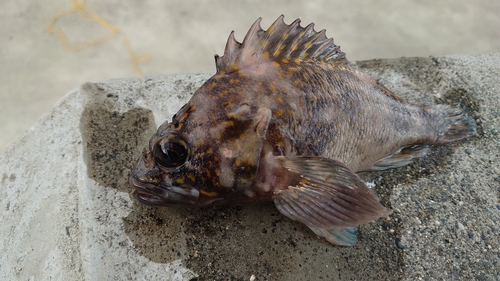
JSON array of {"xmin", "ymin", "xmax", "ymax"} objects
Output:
[{"xmin": 129, "ymin": 15, "xmax": 476, "ymax": 246}]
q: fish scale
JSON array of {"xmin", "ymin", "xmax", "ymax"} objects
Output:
[{"xmin": 130, "ymin": 15, "xmax": 476, "ymax": 246}]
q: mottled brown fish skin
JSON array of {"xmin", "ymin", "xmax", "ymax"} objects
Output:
[{"xmin": 130, "ymin": 15, "xmax": 476, "ymax": 245}]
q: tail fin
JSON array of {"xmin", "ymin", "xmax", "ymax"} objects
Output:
[{"xmin": 429, "ymin": 103, "xmax": 477, "ymax": 144}]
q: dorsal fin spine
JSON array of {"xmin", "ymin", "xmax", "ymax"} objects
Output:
[
  {"xmin": 242, "ymin": 17, "xmax": 262, "ymax": 46},
  {"xmin": 282, "ymin": 21, "xmax": 305, "ymax": 58},
  {"xmin": 258, "ymin": 17, "xmax": 283, "ymax": 56},
  {"xmin": 215, "ymin": 15, "xmax": 346, "ymax": 73},
  {"xmin": 298, "ymin": 23, "xmax": 316, "ymax": 59},
  {"xmin": 239, "ymin": 17, "xmax": 262, "ymax": 63},
  {"xmin": 271, "ymin": 19, "xmax": 301, "ymax": 57},
  {"xmin": 305, "ymin": 29, "xmax": 326, "ymax": 58}
]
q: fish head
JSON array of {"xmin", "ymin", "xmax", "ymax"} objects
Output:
[
  {"xmin": 130, "ymin": 77, "xmax": 271, "ymax": 207},
  {"xmin": 130, "ymin": 13, "xmax": 341, "ymax": 207}
]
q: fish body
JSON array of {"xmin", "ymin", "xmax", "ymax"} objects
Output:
[{"xmin": 130, "ymin": 16, "xmax": 476, "ymax": 245}]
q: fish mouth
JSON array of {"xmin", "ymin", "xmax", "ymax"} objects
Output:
[{"xmin": 129, "ymin": 176, "xmax": 200, "ymax": 206}]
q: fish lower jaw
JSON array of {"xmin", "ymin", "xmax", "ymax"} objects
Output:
[
  {"xmin": 129, "ymin": 178, "xmax": 170, "ymax": 205},
  {"xmin": 133, "ymin": 189, "xmax": 169, "ymax": 206},
  {"xmin": 129, "ymin": 176, "xmax": 200, "ymax": 205}
]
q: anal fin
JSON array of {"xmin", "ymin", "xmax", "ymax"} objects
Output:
[{"xmin": 369, "ymin": 144, "xmax": 429, "ymax": 171}]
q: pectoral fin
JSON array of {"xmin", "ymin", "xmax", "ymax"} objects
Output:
[{"xmin": 272, "ymin": 156, "xmax": 390, "ymax": 245}]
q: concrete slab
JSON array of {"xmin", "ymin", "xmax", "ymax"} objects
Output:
[{"xmin": 0, "ymin": 53, "xmax": 498, "ymax": 280}]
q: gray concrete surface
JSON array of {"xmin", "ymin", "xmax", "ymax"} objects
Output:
[
  {"xmin": 1, "ymin": 0, "xmax": 500, "ymax": 151},
  {"xmin": 0, "ymin": 53, "xmax": 498, "ymax": 280}
]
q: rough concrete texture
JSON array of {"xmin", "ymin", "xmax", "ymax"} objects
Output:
[{"xmin": 0, "ymin": 54, "xmax": 499, "ymax": 280}]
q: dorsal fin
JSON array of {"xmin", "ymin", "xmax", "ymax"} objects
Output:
[{"xmin": 214, "ymin": 15, "xmax": 346, "ymax": 73}]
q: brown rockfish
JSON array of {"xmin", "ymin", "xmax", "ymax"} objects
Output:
[{"xmin": 130, "ymin": 15, "xmax": 476, "ymax": 245}]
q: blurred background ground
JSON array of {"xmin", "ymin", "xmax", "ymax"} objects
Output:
[{"xmin": 1, "ymin": 0, "xmax": 499, "ymax": 151}]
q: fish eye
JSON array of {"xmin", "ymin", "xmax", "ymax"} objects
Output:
[{"xmin": 153, "ymin": 135, "xmax": 189, "ymax": 169}]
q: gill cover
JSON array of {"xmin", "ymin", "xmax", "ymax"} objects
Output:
[{"xmin": 214, "ymin": 105, "xmax": 272, "ymax": 199}]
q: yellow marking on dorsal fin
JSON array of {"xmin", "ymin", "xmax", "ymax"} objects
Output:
[{"xmin": 214, "ymin": 15, "xmax": 346, "ymax": 74}]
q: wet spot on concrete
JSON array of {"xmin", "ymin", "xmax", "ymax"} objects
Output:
[
  {"xmin": 123, "ymin": 196, "xmax": 403, "ymax": 280},
  {"xmin": 80, "ymin": 103, "xmax": 156, "ymax": 193},
  {"xmin": 123, "ymin": 203, "xmax": 189, "ymax": 262},
  {"xmin": 79, "ymin": 90, "xmax": 191, "ymax": 262},
  {"xmin": 179, "ymin": 205, "xmax": 298, "ymax": 280},
  {"xmin": 168, "ymin": 205, "xmax": 401, "ymax": 280}
]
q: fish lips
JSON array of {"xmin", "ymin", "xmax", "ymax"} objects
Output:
[
  {"xmin": 129, "ymin": 176, "xmax": 200, "ymax": 206},
  {"xmin": 129, "ymin": 148, "xmax": 200, "ymax": 205}
]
